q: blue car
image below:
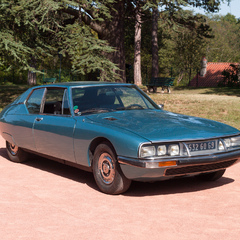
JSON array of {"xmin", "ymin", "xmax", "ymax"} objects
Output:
[{"xmin": 0, "ymin": 82, "xmax": 240, "ymax": 194}]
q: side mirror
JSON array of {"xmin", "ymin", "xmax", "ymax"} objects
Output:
[{"xmin": 158, "ymin": 104, "xmax": 164, "ymax": 110}]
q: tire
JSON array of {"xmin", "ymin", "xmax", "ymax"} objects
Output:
[
  {"xmin": 6, "ymin": 141, "xmax": 29, "ymax": 163},
  {"xmin": 92, "ymin": 142, "xmax": 131, "ymax": 194},
  {"xmin": 196, "ymin": 169, "xmax": 226, "ymax": 181}
]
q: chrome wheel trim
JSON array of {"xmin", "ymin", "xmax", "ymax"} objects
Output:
[
  {"xmin": 8, "ymin": 143, "xmax": 18, "ymax": 156},
  {"xmin": 98, "ymin": 153, "xmax": 115, "ymax": 184}
]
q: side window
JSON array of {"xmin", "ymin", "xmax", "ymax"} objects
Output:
[
  {"xmin": 26, "ymin": 88, "xmax": 45, "ymax": 114},
  {"xmin": 43, "ymin": 88, "xmax": 71, "ymax": 115}
]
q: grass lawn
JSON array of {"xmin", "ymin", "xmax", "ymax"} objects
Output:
[
  {"xmin": 147, "ymin": 87, "xmax": 240, "ymax": 130},
  {"xmin": 0, "ymin": 85, "xmax": 239, "ymax": 130}
]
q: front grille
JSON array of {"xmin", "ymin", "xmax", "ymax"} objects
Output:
[{"xmin": 165, "ymin": 159, "xmax": 237, "ymax": 176}]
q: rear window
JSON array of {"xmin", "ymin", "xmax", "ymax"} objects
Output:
[{"xmin": 26, "ymin": 88, "xmax": 45, "ymax": 114}]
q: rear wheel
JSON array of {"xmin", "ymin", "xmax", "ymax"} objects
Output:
[
  {"xmin": 6, "ymin": 141, "xmax": 29, "ymax": 163},
  {"xmin": 196, "ymin": 169, "xmax": 226, "ymax": 181},
  {"xmin": 92, "ymin": 142, "xmax": 131, "ymax": 194}
]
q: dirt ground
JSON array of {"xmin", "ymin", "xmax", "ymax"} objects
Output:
[{"xmin": 0, "ymin": 135, "xmax": 240, "ymax": 240}]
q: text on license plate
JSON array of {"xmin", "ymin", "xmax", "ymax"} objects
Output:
[{"xmin": 187, "ymin": 141, "xmax": 216, "ymax": 152}]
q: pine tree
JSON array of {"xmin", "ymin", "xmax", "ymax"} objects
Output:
[{"xmin": 0, "ymin": 0, "xmax": 118, "ymax": 84}]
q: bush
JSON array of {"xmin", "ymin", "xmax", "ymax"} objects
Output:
[
  {"xmin": 221, "ymin": 64, "xmax": 240, "ymax": 87},
  {"xmin": 0, "ymin": 69, "xmax": 28, "ymax": 85}
]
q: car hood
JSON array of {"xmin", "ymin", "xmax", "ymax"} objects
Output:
[{"xmin": 86, "ymin": 110, "xmax": 239, "ymax": 142}]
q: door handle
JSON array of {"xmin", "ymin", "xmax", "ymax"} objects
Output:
[{"xmin": 35, "ymin": 117, "xmax": 43, "ymax": 122}]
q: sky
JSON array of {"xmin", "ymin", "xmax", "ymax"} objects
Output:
[{"xmin": 189, "ymin": 0, "xmax": 240, "ymax": 19}]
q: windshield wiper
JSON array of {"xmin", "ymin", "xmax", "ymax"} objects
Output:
[
  {"xmin": 79, "ymin": 108, "xmax": 114, "ymax": 115},
  {"xmin": 117, "ymin": 104, "xmax": 145, "ymax": 110}
]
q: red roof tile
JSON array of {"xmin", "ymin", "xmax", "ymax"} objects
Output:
[{"xmin": 189, "ymin": 62, "xmax": 235, "ymax": 87}]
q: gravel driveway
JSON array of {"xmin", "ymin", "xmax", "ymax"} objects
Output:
[{"xmin": 0, "ymin": 136, "xmax": 240, "ymax": 240}]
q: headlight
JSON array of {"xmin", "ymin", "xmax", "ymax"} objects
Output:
[
  {"xmin": 218, "ymin": 140, "xmax": 225, "ymax": 151},
  {"xmin": 224, "ymin": 138, "xmax": 231, "ymax": 148},
  {"xmin": 230, "ymin": 136, "xmax": 240, "ymax": 148},
  {"xmin": 140, "ymin": 146, "xmax": 156, "ymax": 158},
  {"xmin": 219, "ymin": 136, "xmax": 240, "ymax": 150},
  {"xmin": 168, "ymin": 144, "xmax": 180, "ymax": 156},
  {"xmin": 140, "ymin": 143, "xmax": 180, "ymax": 158},
  {"xmin": 157, "ymin": 145, "xmax": 167, "ymax": 156}
]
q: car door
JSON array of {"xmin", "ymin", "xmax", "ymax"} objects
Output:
[
  {"xmin": 33, "ymin": 87, "xmax": 76, "ymax": 162},
  {"xmin": 8, "ymin": 88, "xmax": 45, "ymax": 151}
]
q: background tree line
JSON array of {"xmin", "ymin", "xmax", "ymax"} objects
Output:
[{"xmin": 1, "ymin": 0, "xmax": 238, "ymax": 86}]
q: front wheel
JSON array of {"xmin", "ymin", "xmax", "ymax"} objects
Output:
[
  {"xmin": 6, "ymin": 141, "xmax": 29, "ymax": 163},
  {"xmin": 196, "ymin": 169, "xmax": 226, "ymax": 181},
  {"xmin": 92, "ymin": 142, "xmax": 131, "ymax": 194}
]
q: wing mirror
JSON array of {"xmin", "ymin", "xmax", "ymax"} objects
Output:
[{"xmin": 158, "ymin": 104, "xmax": 164, "ymax": 109}]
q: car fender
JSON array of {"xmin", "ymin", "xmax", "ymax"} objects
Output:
[{"xmin": 73, "ymin": 117, "xmax": 150, "ymax": 167}]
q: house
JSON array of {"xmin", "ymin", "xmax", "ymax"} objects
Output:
[{"xmin": 189, "ymin": 61, "xmax": 236, "ymax": 87}]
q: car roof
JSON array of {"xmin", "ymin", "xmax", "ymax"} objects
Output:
[
  {"xmin": 16, "ymin": 82, "xmax": 135, "ymax": 104},
  {"xmin": 37, "ymin": 81, "xmax": 134, "ymax": 88}
]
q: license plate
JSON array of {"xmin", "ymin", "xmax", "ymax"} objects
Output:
[{"xmin": 187, "ymin": 141, "xmax": 216, "ymax": 152}]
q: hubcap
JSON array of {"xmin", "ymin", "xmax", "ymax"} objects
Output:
[
  {"xmin": 98, "ymin": 153, "xmax": 115, "ymax": 184},
  {"xmin": 8, "ymin": 143, "xmax": 18, "ymax": 156}
]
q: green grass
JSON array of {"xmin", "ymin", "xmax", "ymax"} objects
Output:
[
  {"xmin": 146, "ymin": 87, "xmax": 240, "ymax": 130},
  {"xmin": 1, "ymin": 85, "xmax": 239, "ymax": 130}
]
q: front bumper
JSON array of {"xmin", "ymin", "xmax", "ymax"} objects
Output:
[{"xmin": 118, "ymin": 149, "xmax": 240, "ymax": 181}]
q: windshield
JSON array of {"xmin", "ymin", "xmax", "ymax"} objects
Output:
[{"xmin": 71, "ymin": 85, "xmax": 159, "ymax": 115}]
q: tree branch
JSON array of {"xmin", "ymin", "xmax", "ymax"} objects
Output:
[{"xmin": 61, "ymin": 6, "xmax": 103, "ymax": 35}]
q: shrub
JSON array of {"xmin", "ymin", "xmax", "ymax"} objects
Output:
[{"xmin": 221, "ymin": 64, "xmax": 240, "ymax": 87}]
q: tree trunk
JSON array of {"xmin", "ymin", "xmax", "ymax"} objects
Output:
[
  {"xmin": 177, "ymin": 71, "xmax": 184, "ymax": 85},
  {"xmin": 27, "ymin": 57, "xmax": 37, "ymax": 85},
  {"xmin": 134, "ymin": 2, "xmax": 142, "ymax": 86},
  {"xmin": 188, "ymin": 67, "xmax": 192, "ymax": 85},
  {"xmin": 151, "ymin": 0, "xmax": 159, "ymax": 78},
  {"xmin": 27, "ymin": 71, "xmax": 36, "ymax": 85}
]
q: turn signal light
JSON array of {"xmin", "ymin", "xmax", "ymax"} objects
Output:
[{"xmin": 158, "ymin": 161, "xmax": 177, "ymax": 167}]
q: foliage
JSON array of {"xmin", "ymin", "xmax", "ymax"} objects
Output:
[
  {"xmin": 0, "ymin": 0, "xmax": 60, "ymax": 69},
  {"xmin": 172, "ymin": 13, "xmax": 213, "ymax": 85},
  {"xmin": 0, "ymin": 0, "xmax": 237, "ymax": 85},
  {"xmin": 0, "ymin": 85, "xmax": 29, "ymax": 112},
  {"xmin": 0, "ymin": 67, "xmax": 28, "ymax": 85},
  {"xmin": 221, "ymin": 64, "xmax": 240, "ymax": 87},
  {"xmin": 125, "ymin": 0, "xmax": 227, "ymax": 84},
  {"xmin": 206, "ymin": 13, "xmax": 240, "ymax": 63},
  {"xmin": 0, "ymin": 0, "xmax": 118, "ymax": 82},
  {"xmin": 61, "ymin": 23, "xmax": 118, "ymax": 81}
]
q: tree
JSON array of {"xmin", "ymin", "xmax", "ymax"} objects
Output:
[
  {"xmin": 146, "ymin": 0, "xmax": 230, "ymax": 81},
  {"xmin": 221, "ymin": 63, "xmax": 240, "ymax": 87},
  {"xmin": 78, "ymin": 0, "xmax": 230, "ymax": 83},
  {"xmin": 206, "ymin": 13, "xmax": 240, "ymax": 63},
  {"xmin": 151, "ymin": 0, "xmax": 159, "ymax": 78},
  {"xmin": 134, "ymin": 1, "xmax": 143, "ymax": 85},
  {"xmin": 63, "ymin": 0, "xmax": 126, "ymax": 82},
  {"xmin": 0, "ymin": 0, "xmax": 231, "ymax": 85},
  {"xmin": 0, "ymin": 0, "xmax": 118, "ymax": 84},
  {"xmin": 172, "ymin": 12, "xmax": 214, "ymax": 85}
]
